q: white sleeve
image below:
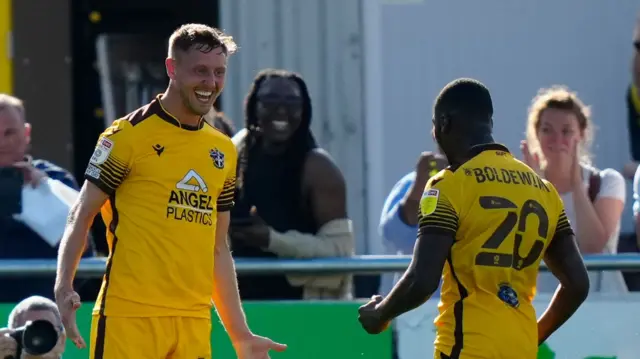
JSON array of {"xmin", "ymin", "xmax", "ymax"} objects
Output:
[
  {"xmin": 596, "ymin": 168, "xmax": 626, "ymax": 202},
  {"xmin": 633, "ymin": 166, "xmax": 640, "ymax": 216}
]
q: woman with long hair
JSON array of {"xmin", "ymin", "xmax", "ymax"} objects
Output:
[{"xmin": 521, "ymin": 86, "xmax": 627, "ymax": 293}]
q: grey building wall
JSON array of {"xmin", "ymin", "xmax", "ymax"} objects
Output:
[{"xmin": 219, "ymin": 0, "xmax": 370, "ymax": 252}]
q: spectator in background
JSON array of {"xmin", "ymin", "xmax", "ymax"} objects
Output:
[
  {"xmin": 0, "ymin": 94, "xmax": 77, "ymax": 189},
  {"xmin": 634, "ymin": 167, "xmax": 640, "ymax": 245},
  {"xmin": 0, "ymin": 94, "xmax": 92, "ymax": 302},
  {"xmin": 625, "ymin": 165, "xmax": 640, "ymax": 291},
  {"xmin": 624, "ymin": 14, "xmax": 640, "ymax": 179},
  {"xmin": 204, "ymin": 107, "xmax": 236, "ymax": 137},
  {"xmin": 230, "ymin": 69, "xmax": 354, "ymax": 300},
  {"xmin": 379, "ymin": 151, "xmax": 447, "ymax": 294},
  {"xmin": 0, "ymin": 296, "xmax": 66, "ymax": 359},
  {"xmin": 521, "ymin": 86, "xmax": 627, "ymax": 293},
  {"xmin": 378, "ymin": 151, "xmax": 447, "ymax": 359}
]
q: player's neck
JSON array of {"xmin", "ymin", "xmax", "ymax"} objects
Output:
[
  {"xmin": 448, "ymin": 134, "xmax": 495, "ymax": 164},
  {"xmin": 159, "ymin": 90, "xmax": 202, "ymax": 127}
]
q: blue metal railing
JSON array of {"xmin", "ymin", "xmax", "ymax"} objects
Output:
[{"xmin": 0, "ymin": 254, "xmax": 639, "ymax": 278}]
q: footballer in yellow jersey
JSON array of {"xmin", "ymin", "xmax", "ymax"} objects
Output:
[
  {"xmin": 55, "ymin": 24, "xmax": 285, "ymax": 359},
  {"xmin": 87, "ymin": 96, "xmax": 236, "ymax": 319},
  {"xmin": 358, "ymin": 78, "xmax": 589, "ymax": 359}
]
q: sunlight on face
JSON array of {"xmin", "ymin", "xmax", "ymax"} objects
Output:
[
  {"xmin": 536, "ymin": 108, "xmax": 583, "ymax": 165},
  {"xmin": 172, "ymin": 47, "xmax": 227, "ymax": 116}
]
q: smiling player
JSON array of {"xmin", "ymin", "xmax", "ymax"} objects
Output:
[{"xmin": 55, "ymin": 24, "xmax": 286, "ymax": 359}]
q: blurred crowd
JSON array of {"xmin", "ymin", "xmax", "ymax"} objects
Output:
[{"xmin": 0, "ymin": 11, "xmax": 639, "ymax": 359}]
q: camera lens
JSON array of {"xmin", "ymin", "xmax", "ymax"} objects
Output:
[{"xmin": 10, "ymin": 320, "xmax": 58, "ymax": 356}]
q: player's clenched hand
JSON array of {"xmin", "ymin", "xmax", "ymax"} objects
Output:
[
  {"xmin": 233, "ymin": 334, "xmax": 287, "ymax": 359},
  {"xmin": 358, "ymin": 295, "xmax": 390, "ymax": 335},
  {"xmin": 54, "ymin": 288, "xmax": 86, "ymax": 349},
  {"xmin": 0, "ymin": 328, "xmax": 18, "ymax": 359}
]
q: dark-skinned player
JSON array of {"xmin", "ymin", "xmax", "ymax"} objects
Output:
[{"xmin": 358, "ymin": 78, "xmax": 589, "ymax": 359}]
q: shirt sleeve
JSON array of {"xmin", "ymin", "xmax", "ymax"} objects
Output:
[
  {"xmin": 216, "ymin": 143, "xmax": 238, "ymax": 212},
  {"xmin": 379, "ymin": 172, "xmax": 419, "ymax": 253},
  {"xmin": 552, "ymin": 209, "xmax": 574, "ymax": 241},
  {"xmin": 418, "ymin": 180, "xmax": 459, "ymax": 238},
  {"xmin": 84, "ymin": 120, "xmax": 135, "ymax": 196},
  {"xmin": 596, "ymin": 168, "xmax": 626, "ymax": 202},
  {"xmin": 634, "ymin": 166, "xmax": 640, "ymax": 216}
]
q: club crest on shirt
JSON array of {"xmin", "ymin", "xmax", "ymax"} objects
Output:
[
  {"xmin": 420, "ymin": 188, "xmax": 439, "ymax": 216},
  {"xmin": 210, "ymin": 148, "xmax": 225, "ymax": 169}
]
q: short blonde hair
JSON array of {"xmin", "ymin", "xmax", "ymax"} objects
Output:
[
  {"xmin": 525, "ymin": 85, "xmax": 593, "ymax": 165},
  {"xmin": 0, "ymin": 93, "xmax": 25, "ymax": 120},
  {"xmin": 168, "ymin": 24, "xmax": 237, "ymax": 58}
]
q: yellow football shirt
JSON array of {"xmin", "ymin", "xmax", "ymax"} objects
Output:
[
  {"xmin": 85, "ymin": 96, "xmax": 237, "ymax": 318},
  {"xmin": 418, "ymin": 143, "xmax": 572, "ymax": 359}
]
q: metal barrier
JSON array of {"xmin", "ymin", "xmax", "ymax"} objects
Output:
[{"xmin": 1, "ymin": 254, "xmax": 640, "ymax": 278}]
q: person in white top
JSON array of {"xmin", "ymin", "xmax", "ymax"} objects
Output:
[
  {"xmin": 633, "ymin": 166, "xmax": 640, "ymax": 245},
  {"xmin": 521, "ymin": 85, "xmax": 627, "ymax": 293}
]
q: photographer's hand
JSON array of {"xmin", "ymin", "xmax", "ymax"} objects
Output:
[{"xmin": 0, "ymin": 328, "xmax": 17, "ymax": 359}]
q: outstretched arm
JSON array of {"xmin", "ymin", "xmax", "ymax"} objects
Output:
[
  {"xmin": 377, "ymin": 184, "xmax": 456, "ymax": 323},
  {"xmin": 537, "ymin": 212, "xmax": 589, "ymax": 344},
  {"xmin": 55, "ymin": 181, "xmax": 107, "ymax": 291},
  {"xmin": 376, "ymin": 232, "xmax": 453, "ymax": 322},
  {"xmin": 212, "ymin": 211, "xmax": 252, "ymax": 343},
  {"xmin": 213, "ymin": 211, "xmax": 288, "ymax": 355}
]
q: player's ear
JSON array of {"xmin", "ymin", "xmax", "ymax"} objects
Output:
[
  {"xmin": 165, "ymin": 58, "xmax": 176, "ymax": 80},
  {"xmin": 439, "ymin": 114, "xmax": 451, "ymax": 134}
]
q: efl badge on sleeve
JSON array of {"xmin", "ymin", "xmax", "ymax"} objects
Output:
[
  {"xmin": 89, "ymin": 137, "xmax": 113, "ymax": 165},
  {"xmin": 210, "ymin": 148, "xmax": 225, "ymax": 169},
  {"xmin": 420, "ymin": 189, "xmax": 439, "ymax": 216}
]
